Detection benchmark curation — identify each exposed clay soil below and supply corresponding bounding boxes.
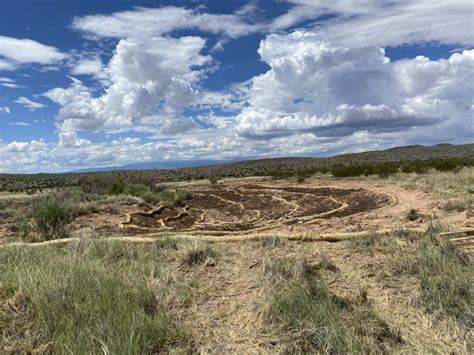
[123,184,392,233]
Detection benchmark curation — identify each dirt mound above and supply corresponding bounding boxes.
[124,185,392,233]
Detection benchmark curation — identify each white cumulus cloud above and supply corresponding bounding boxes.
[45,36,210,133]
[236,31,474,143]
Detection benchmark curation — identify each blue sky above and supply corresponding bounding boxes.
[0,0,473,173]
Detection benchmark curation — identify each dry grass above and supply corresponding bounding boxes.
[262,256,402,353]
[1,229,471,353]
[389,234,473,325]
[378,167,474,211]
[0,239,195,353]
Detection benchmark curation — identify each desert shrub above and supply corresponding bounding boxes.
[125,183,149,197]
[0,201,15,222]
[14,218,33,242]
[434,159,462,172]
[109,177,126,195]
[32,195,77,240]
[78,175,112,194]
[331,165,368,178]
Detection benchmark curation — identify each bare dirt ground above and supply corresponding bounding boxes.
[1,176,470,243]
[70,176,472,238]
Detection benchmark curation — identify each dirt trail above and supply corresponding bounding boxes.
[183,244,276,353]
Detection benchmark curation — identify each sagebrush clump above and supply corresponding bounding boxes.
[32,194,77,240]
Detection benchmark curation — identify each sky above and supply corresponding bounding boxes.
[0,0,473,173]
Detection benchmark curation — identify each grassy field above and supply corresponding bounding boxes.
[1,228,472,353]
[370,167,474,212]
[1,167,473,353]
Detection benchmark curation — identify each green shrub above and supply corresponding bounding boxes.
[141,191,162,204]
[141,189,192,207]
[174,190,192,207]
[109,177,126,195]
[158,190,177,206]
[32,195,77,240]
[125,183,149,197]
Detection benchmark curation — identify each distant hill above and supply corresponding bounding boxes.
[71,143,474,174]
[70,159,242,173]
[1,143,473,191]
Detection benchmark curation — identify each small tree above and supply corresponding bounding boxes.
[109,177,126,195]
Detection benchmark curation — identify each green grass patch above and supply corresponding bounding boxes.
[0,240,194,353]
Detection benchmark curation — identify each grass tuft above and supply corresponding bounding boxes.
[181,241,217,266]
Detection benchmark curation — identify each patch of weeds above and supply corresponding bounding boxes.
[442,198,471,212]
[349,232,379,252]
[77,201,99,215]
[262,257,316,281]
[316,254,338,272]
[152,236,180,251]
[392,227,421,243]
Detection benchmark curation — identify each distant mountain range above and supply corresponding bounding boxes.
[70,159,244,173]
[69,143,473,174]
